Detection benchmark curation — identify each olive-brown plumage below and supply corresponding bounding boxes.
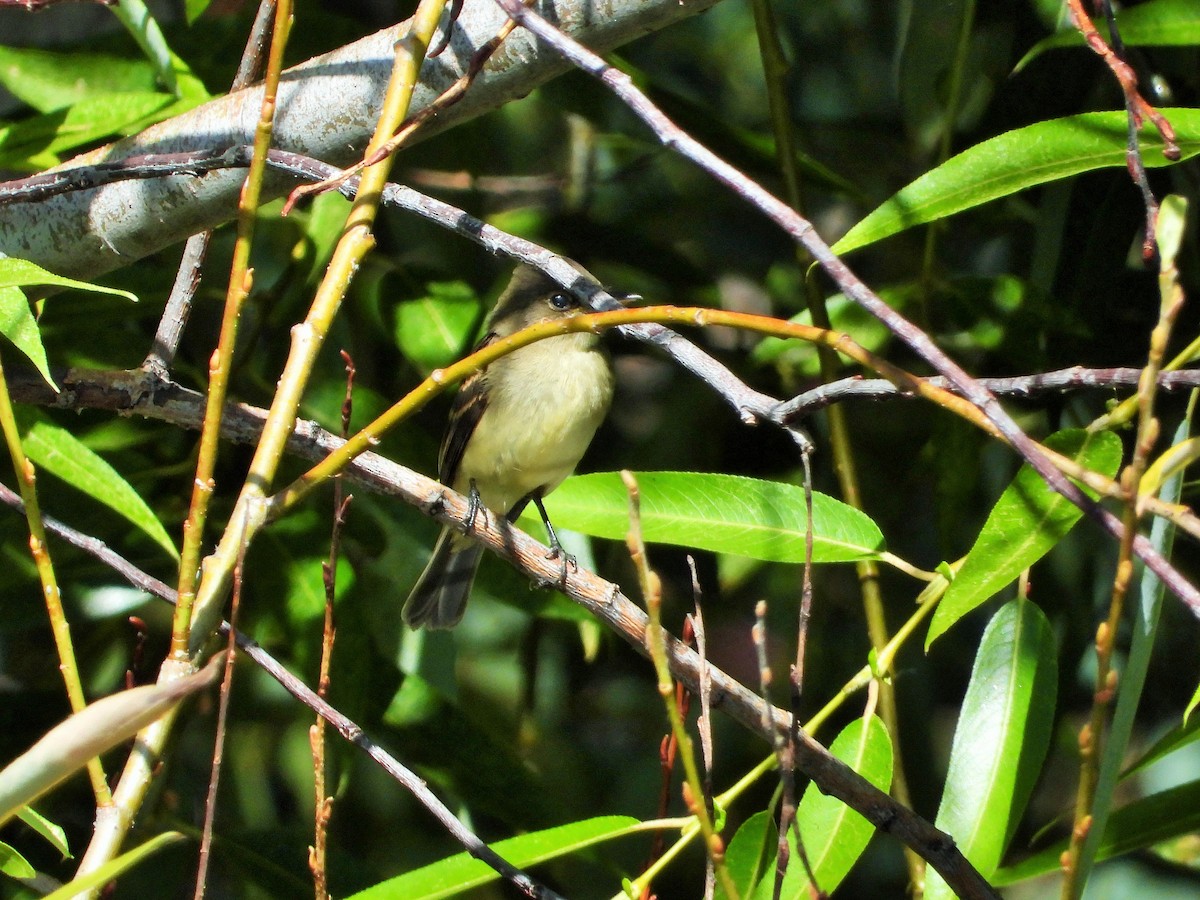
[403,264,618,629]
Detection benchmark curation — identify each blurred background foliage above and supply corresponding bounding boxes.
[2,0,1200,897]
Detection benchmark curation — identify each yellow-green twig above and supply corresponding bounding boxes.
[0,354,110,806]
[623,471,738,900]
[171,0,294,659]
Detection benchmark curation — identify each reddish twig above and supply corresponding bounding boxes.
[1064,0,1179,259]
[310,351,355,900]
[193,531,247,900]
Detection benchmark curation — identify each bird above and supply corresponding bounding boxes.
[402,262,631,629]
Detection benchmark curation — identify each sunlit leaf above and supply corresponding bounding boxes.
[1016,0,1200,72]
[0,93,174,170]
[715,811,775,900]
[751,716,893,898]
[0,840,35,878]
[928,429,1122,645]
[0,658,222,825]
[41,832,183,900]
[926,600,1057,899]
[0,286,55,388]
[17,806,70,859]
[540,472,885,563]
[0,258,138,302]
[832,110,1200,256]
[21,415,179,560]
[345,816,643,899]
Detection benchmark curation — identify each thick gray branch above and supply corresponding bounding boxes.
[0,0,723,280]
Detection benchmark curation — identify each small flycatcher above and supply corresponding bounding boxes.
[403,263,628,629]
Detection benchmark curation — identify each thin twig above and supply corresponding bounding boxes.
[687,558,716,900]
[1064,0,1178,258]
[169,0,293,661]
[1061,198,1187,899]
[624,472,738,900]
[0,355,110,807]
[193,511,249,900]
[310,351,354,900]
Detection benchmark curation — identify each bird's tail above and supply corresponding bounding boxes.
[402,528,484,629]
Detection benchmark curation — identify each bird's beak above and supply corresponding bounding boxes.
[614,291,643,307]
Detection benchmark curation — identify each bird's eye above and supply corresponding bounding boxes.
[548,292,575,311]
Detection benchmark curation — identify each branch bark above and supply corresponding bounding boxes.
[0,0,725,281]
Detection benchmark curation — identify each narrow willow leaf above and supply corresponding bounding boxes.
[751,715,893,898]
[1075,410,1190,888]
[715,810,775,900]
[928,429,1122,645]
[1015,0,1200,72]
[17,806,70,859]
[0,840,35,878]
[1126,716,1200,780]
[0,47,160,112]
[543,472,885,563]
[345,816,642,899]
[106,0,179,96]
[21,416,179,560]
[0,93,173,169]
[40,832,183,900]
[926,600,1057,899]
[0,258,138,302]
[0,658,221,825]
[831,110,1200,257]
[395,281,482,372]
[0,285,55,388]
[993,779,1200,885]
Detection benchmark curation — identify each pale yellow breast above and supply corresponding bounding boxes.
[455,333,614,514]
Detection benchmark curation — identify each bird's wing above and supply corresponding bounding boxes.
[437,331,496,486]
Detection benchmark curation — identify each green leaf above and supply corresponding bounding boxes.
[21,415,178,560]
[0,286,55,389]
[0,47,160,113]
[0,258,138,302]
[344,816,643,899]
[17,806,70,859]
[106,0,178,96]
[832,109,1200,257]
[1016,0,1200,72]
[40,832,184,900]
[1123,715,1200,782]
[751,287,908,375]
[395,281,482,372]
[0,659,221,825]
[0,840,35,878]
[994,779,1200,885]
[715,811,775,900]
[925,600,1057,899]
[752,716,893,898]
[539,472,886,563]
[186,0,214,25]
[928,429,1122,645]
[1074,411,1191,887]
[0,93,173,170]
